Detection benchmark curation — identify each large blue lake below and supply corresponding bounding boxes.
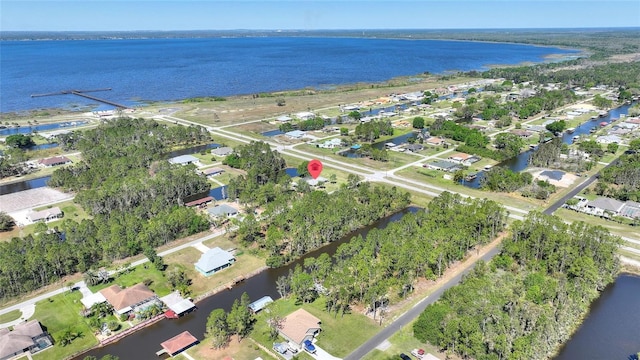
[0,37,579,112]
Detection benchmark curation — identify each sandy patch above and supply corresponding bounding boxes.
[567,104,596,111]
[532,170,578,188]
[0,187,73,213]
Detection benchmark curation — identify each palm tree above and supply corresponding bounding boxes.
[83,270,100,286]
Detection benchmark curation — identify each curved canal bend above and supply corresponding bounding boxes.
[78,207,420,360]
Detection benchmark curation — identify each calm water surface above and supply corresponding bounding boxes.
[553,274,640,360]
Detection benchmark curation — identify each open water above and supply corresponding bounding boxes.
[1,36,578,112]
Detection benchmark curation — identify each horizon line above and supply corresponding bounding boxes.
[3,26,640,33]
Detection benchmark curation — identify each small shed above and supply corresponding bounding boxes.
[248,296,273,313]
[157,331,198,357]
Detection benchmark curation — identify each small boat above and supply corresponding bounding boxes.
[599,110,608,117]
[566,128,575,134]
[465,173,477,181]
[599,121,608,127]
[573,135,580,140]
[589,127,597,133]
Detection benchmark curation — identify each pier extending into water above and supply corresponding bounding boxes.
[30,88,129,109]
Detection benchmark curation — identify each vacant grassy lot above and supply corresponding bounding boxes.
[31,292,98,360]
[361,321,444,360]
[88,264,172,297]
[555,208,638,240]
[188,335,275,360]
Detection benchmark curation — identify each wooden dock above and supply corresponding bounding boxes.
[70,90,129,109]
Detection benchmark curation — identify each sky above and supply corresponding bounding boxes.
[1,0,639,31]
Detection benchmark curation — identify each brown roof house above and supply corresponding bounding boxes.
[38,155,71,167]
[100,283,159,316]
[279,309,321,350]
[0,320,52,360]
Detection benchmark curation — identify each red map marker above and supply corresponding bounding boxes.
[307,159,323,179]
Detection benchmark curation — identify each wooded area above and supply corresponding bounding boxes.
[413,212,620,360]
[278,193,506,318]
[0,118,211,301]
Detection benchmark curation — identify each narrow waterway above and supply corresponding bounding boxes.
[0,176,51,195]
[78,207,419,360]
[553,273,640,360]
[461,101,638,189]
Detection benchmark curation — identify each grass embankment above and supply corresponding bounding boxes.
[31,292,98,360]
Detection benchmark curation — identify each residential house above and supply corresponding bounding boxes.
[278,309,322,350]
[285,130,305,139]
[585,197,625,217]
[425,137,445,146]
[448,153,480,166]
[194,247,235,276]
[207,204,239,219]
[510,129,534,138]
[26,207,62,223]
[317,138,343,149]
[0,320,52,360]
[168,155,200,166]
[295,111,316,121]
[100,283,158,315]
[424,160,462,172]
[404,144,424,152]
[595,135,622,144]
[160,291,196,318]
[211,147,233,157]
[38,155,71,167]
[276,115,292,122]
[202,167,224,177]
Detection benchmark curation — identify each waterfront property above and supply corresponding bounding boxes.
[248,296,274,314]
[168,154,200,166]
[425,137,445,146]
[404,144,424,152]
[157,331,198,357]
[211,146,233,157]
[285,130,306,139]
[38,155,71,167]
[448,152,480,166]
[26,206,63,223]
[100,283,159,316]
[159,291,196,318]
[279,309,322,351]
[565,196,640,220]
[184,196,214,208]
[424,160,463,172]
[0,320,52,360]
[194,247,235,276]
[316,138,343,149]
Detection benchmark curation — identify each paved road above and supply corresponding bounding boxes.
[344,245,502,360]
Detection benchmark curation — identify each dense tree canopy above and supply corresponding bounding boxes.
[414,212,620,360]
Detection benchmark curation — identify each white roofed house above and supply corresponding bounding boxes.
[195,247,235,276]
[168,154,200,166]
[585,197,625,217]
[276,115,292,122]
[295,111,316,121]
[26,206,63,223]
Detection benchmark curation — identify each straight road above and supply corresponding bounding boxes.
[344,244,502,360]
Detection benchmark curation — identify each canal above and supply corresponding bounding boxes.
[79,207,420,360]
[461,101,638,189]
[0,120,89,136]
[553,273,640,360]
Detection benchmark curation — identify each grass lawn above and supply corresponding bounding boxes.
[87,264,172,297]
[187,335,275,360]
[163,245,266,299]
[296,143,417,171]
[31,292,98,360]
[395,166,542,213]
[34,200,91,222]
[0,309,22,323]
[251,296,380,359]
[555,208,638,240]
[361,321,444,360]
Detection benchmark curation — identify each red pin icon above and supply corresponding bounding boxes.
[307,159,323,179]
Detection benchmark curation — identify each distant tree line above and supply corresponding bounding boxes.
[598,153,640,201]
[413,212,620,360]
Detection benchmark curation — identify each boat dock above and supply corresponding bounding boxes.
[30,88,129,109]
